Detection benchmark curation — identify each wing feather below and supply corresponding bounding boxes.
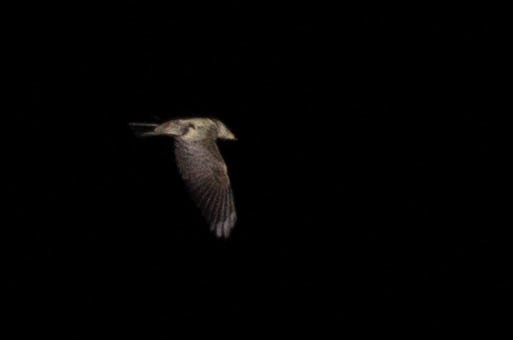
[174,139,237,238]
[221,189,232,237]
[214,187,229,237]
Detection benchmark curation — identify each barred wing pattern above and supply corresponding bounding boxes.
[174,139,237,238]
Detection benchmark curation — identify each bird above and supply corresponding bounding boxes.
[129,117,238,238]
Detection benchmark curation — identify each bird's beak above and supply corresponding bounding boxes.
[155,121,186,136]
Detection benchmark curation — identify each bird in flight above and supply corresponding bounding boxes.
[130,118,238,238]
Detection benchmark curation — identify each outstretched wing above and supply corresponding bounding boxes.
[173,139,237,238]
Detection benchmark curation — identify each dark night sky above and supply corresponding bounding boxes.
[3,2,511,338]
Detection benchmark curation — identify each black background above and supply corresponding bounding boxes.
[4,2,511,338]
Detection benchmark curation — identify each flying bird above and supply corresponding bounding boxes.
[130,118,238,238]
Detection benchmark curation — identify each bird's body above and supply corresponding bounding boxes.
[130,118,237,238]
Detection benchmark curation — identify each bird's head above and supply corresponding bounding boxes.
[155,118,237,141]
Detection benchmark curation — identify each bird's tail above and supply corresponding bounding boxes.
[129,122,160,138]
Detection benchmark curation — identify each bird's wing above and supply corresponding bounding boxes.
[173,139,237,238]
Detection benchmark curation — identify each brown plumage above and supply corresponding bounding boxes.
[130,118,237,238]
